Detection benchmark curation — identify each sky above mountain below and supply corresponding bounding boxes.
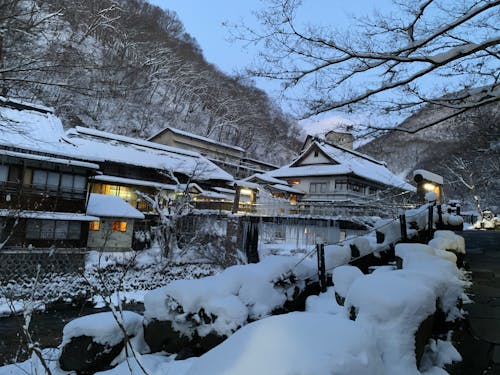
[148,0,395,132]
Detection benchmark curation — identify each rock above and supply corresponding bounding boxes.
[59,335,124,374]
[143,319,227,359]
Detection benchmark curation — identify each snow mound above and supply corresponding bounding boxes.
[185,312,384,375]
[430,231,465,254]
[144,256,315,338]
[61,311,143,347]
[324,244,351,269]
[332,265,363,298]
[305,287,343,314]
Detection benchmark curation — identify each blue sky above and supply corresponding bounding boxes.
[149,1,392,89]
[148,1,395,128]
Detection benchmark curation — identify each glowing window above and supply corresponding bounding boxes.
[112,221,127,232]
[89,221,100,231]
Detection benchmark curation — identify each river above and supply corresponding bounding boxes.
[0,303,144,366]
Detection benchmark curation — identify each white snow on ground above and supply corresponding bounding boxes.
[332,265,364,298]
[430,230,466,254]
[185,312,385,375]
[1,235,467,375]
[62,311,143,347]
[305,287,343,314]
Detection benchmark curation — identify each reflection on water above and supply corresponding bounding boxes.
[0,303,144,366]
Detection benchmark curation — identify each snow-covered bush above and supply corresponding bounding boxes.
[143,256,316,340]
[332,265,364,301]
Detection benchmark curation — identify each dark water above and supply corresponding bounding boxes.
[0,303,144,366]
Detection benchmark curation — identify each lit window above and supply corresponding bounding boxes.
[287,180,301,185]
[112,221,127,232]
[89,221,100,231]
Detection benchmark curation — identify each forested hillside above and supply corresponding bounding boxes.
[0,0,301,165]
[359,104,500,213]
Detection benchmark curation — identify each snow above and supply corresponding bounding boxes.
[269,183,305,194]
[305,287,343,314]
[185,312,384,375]
[346,270,437,375]
[65,127,234,181]
[0,148,99,169]
[87,194,145,219]
[149,126,245,152]
[425,191,438,202]
[265,140,415,191]
[61,311,143,347]
[429,230,465,254]
[413,169,444,185]
[324,244,351,270]
[0,209,99,221]
[143,256,315,338]
[244,172,286,185]
[0,105,74,154]
[332,265,363,298]
[91,175,180,191]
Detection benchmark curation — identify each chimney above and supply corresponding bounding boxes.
[325,130,354,150]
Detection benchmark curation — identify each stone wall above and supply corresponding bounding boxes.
[0,249,86,280]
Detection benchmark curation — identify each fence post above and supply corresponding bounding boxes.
[317,243,327,293]
[427,205,434,240]
[437,204,443,228]
[399,214,407,242]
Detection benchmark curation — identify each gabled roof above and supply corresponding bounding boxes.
[149,126,245,152]
[265,140,415,191]
[86,194,145,219]
[65,127,234,182]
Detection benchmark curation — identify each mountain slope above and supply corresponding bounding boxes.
[1,0,301,165]
[359,104,500,212]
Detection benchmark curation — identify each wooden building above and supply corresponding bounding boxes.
[148,127,278,179]
[0,98,99,250]
[260,138,415,203]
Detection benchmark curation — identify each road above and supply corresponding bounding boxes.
[449,230,500,375]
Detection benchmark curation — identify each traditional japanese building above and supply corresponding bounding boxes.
[0,98,99,250]
[261,138,415,204]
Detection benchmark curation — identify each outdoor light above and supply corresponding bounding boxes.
[423,183,436,191]
[240,188,252,195]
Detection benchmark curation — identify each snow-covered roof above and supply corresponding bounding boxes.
[232,180,261,190]
[86,194,145,219]
[266,140,415,191]
[149,126,245,152]
[245,173,285,185]
[65,127,234,182]
[198,190,233,200]
[0,100,95,164]
[269,184,306,195]
[0,209,99,221]
[0,149,99,169]
[413,169,444,185]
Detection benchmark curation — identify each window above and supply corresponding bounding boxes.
[61,174,87,193]
[112,221,127,232]
[25,220,81,240]
[68,222,81,240]
[0,165,8,182]
[32,170,48,187]
[335,180,348,191]
[55,221,69,239]
[313,150,319,157]
[310,182,328,194]
[287,180,301,185]
[89,221,100,231]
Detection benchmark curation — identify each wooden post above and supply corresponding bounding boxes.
[427,205,434,240]
[317,243,327,293]
[399,214,407,242]
[231,183,240,214]
[437,205,443,228]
